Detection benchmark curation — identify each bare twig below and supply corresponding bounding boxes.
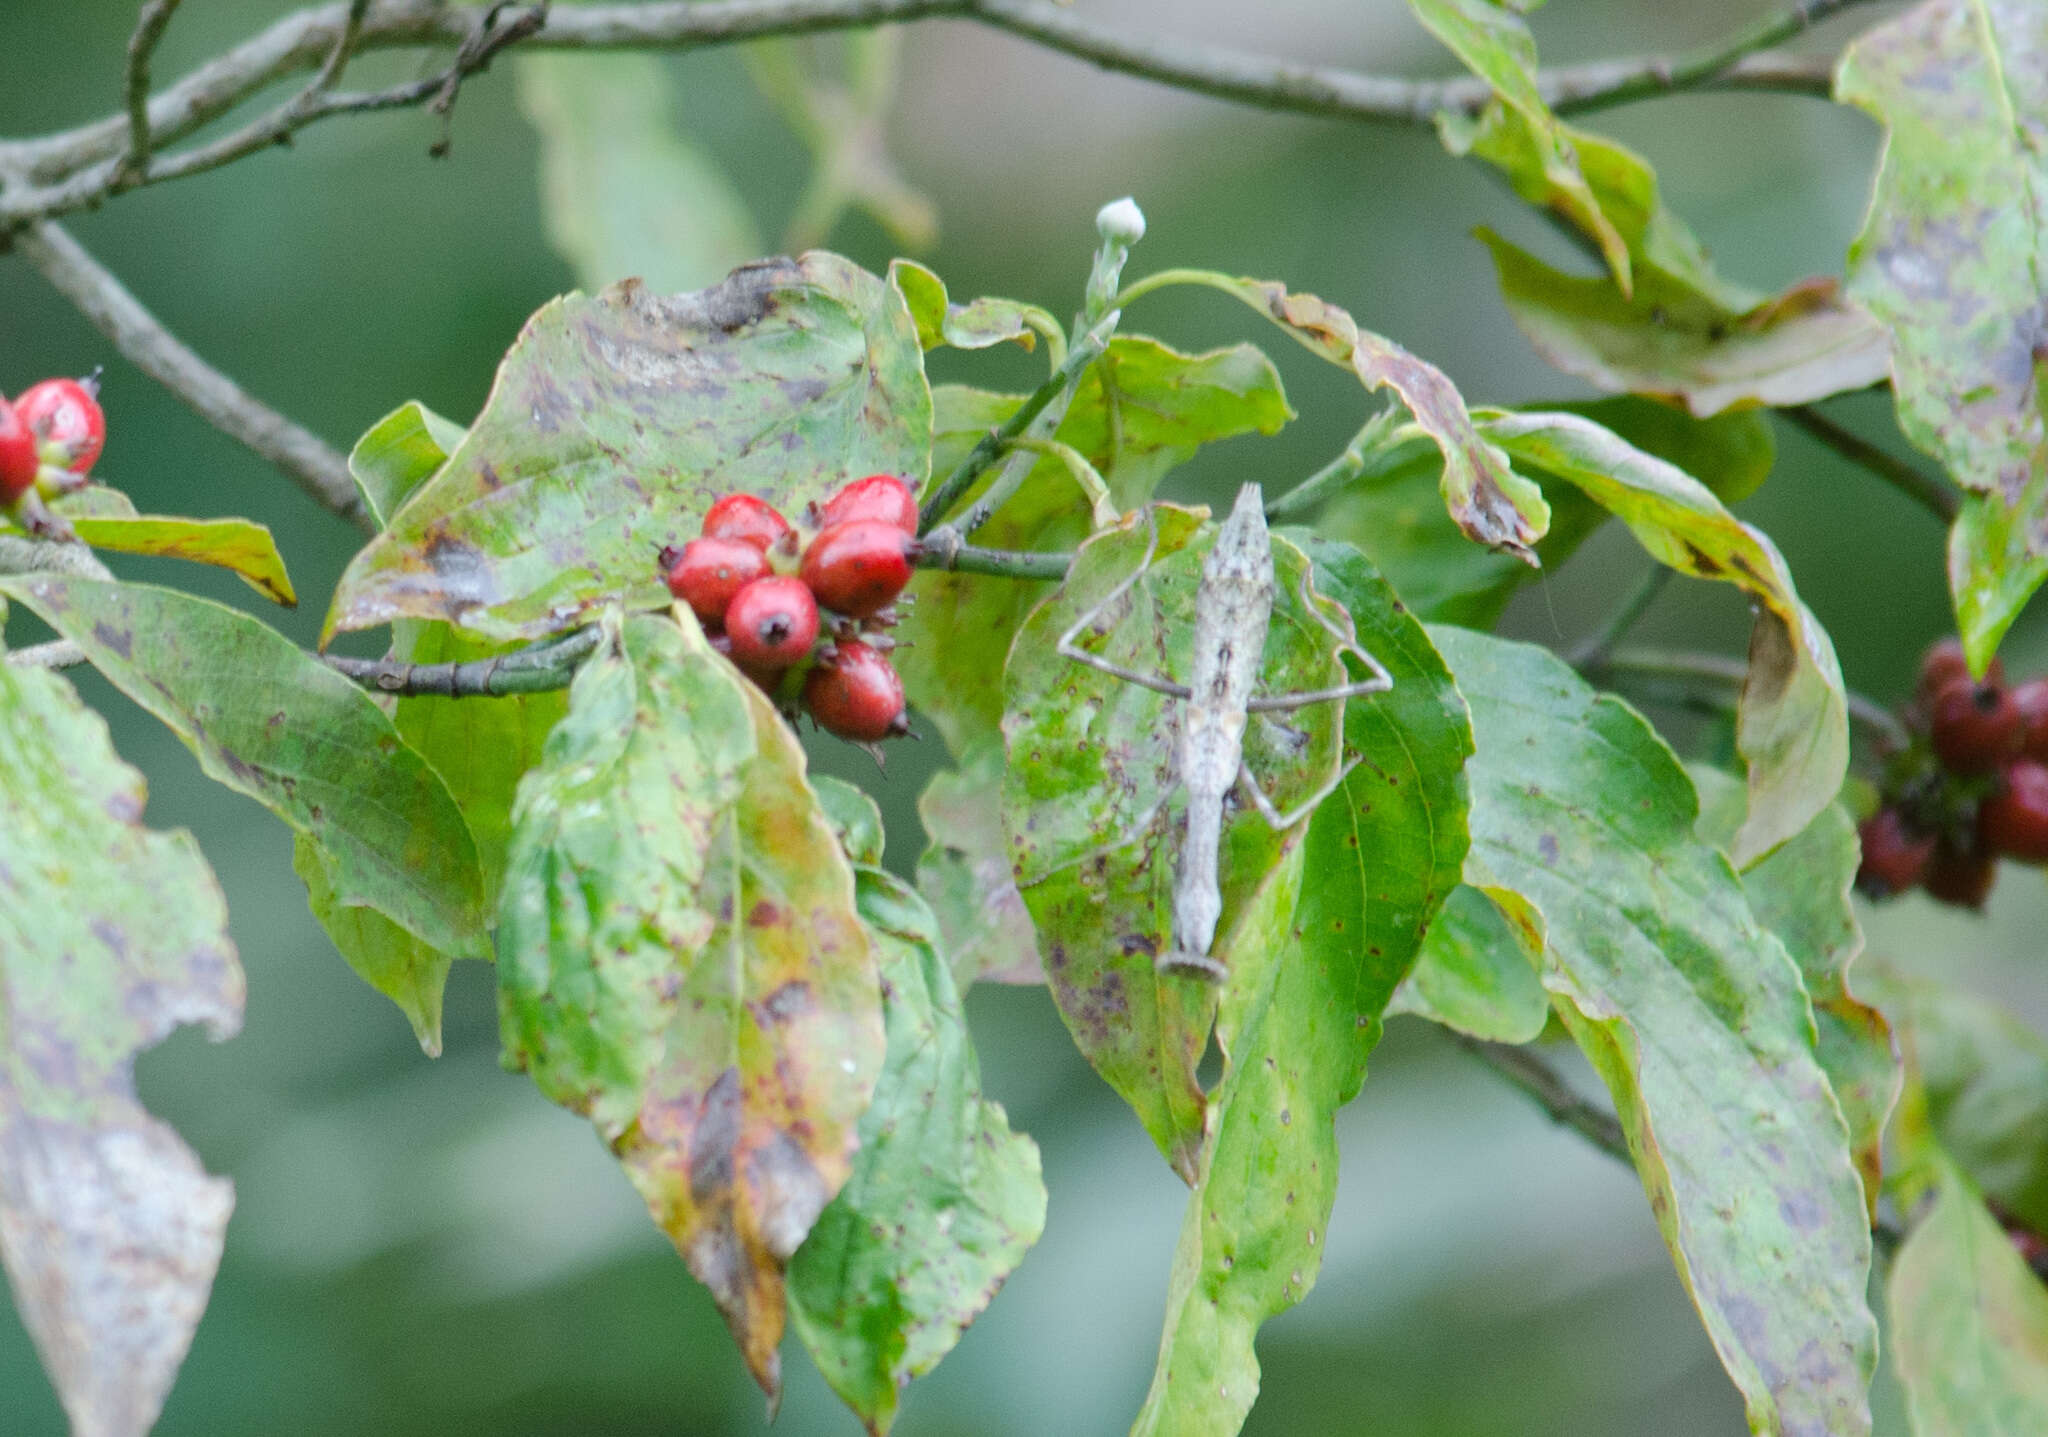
[117,0,186,185]
[10,221,369,530]
[0,0,1846,226]
[1784,405,1960,525]
[1451,1034,1632,1164]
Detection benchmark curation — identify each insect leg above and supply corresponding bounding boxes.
[1056,508,1192,698]
[1236,755,1361,832]
[1246,569,1392,712]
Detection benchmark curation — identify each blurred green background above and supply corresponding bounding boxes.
[1,2,2033,1432]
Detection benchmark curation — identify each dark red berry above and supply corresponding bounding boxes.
[0,398,37,503]
[702,493,793,553]
[1923,840,1998,910]
[1918,636,2002,701]
[1856,808,1934,898]
[665,536,767,624]
[2013,678,2048,762]
[725,576,819,670]
[1931,681,2024,774]
[800,520,916,618]
[802,641,908,742]
[14,375,104,487]
[820,473,918,534]
[1980,760,2048,863]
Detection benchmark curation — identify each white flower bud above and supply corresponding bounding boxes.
[1095,197,1146,246]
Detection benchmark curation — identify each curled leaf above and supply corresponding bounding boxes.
[1480,408,1847,865]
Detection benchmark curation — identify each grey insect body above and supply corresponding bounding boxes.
[1058,484,1391,982]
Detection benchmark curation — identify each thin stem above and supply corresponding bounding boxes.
[1264,413,1433,523]
[916,534,1071,580]
[117,0,185,184]
[1451,1034,1631,1165]
[10,221,368,531]
[917,311,1115,534]
[324,624,603,696]
[1593,644,1912,751]
[1784,406,1959,525]
[1553,0,1882,118]
[1569,566,1671,669]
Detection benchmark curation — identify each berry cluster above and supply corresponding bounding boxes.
[663,475,917,744]
[0,374,105,511]
[1858,638,2048,908]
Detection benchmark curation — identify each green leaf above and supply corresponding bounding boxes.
[1865,970,2048,1234]
[789,870,1045,1435]
[1480,232,1890,417]
[888,259,1048,354]
[1408,0,1630,287]
[336,404,564,1054]
[813,775,886,868]
[1890,1155,2048,1432]
[67,515,297,607]
[0,575,489,1044]
[517,52,760,295]
[1132,538,1469,1434]
[915,742,1042,986]
[1692,768,1899,1208]
[1133,270,1549,559]
[1836,0,2048,670]
[1001,507,1350,1179]
[897,337,1288,758]
[498,612,883,1399]
[1430,624,1878,1437]
[0,662,242,1437]
[1388,883,1548,1042]
[1561,395,1777,506]
[348,400,468,528]
[1479,408,1847,866]
[326,254,931,643]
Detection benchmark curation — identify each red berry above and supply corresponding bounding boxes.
[14,375,104,486]
[800,520,916,618]
[0,398,37,503]
[2014,678,2048,762]
[820,473,918,534]
[665,537,767,625]
[1923,840,1998,910]
[1981,760,2048,863]
[803,642,908,742]
[1931,681,2023,774]
[1918,636,2001,700]
[1856,808,1934,898]
[724,576,819,670]
[702,493,793,553]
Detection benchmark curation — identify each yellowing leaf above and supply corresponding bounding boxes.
[1434,625,1878,1436]
[499,612,883,1400]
